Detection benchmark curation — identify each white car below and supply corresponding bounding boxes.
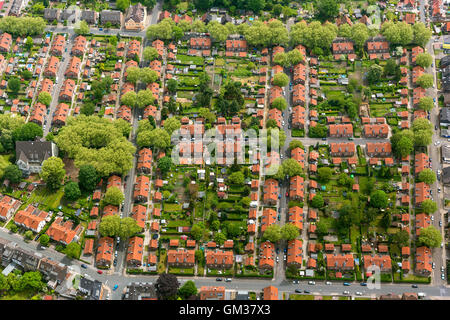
[343,291,350,295]
[276,256,279,263]
[355,292,362,296]
[325,281,332,285]
[308,281,315,285]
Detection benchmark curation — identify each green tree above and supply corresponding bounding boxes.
[37,91,52,106]
[65,242,81,259]
[190,222,207,241]
[99,215,121,237]
[157,156,172,174]
[24,230,33,240]
[416,74,434,89]
[413,22,432,47]
[315,0,339,21]
[13,122,43,141]
[418,226,442,248]
[74,20,90,35]
[421,199,438,214]
[228,171,245,185]
[3,165,22,184]
[19,271,45,291]
[78,164,98,192]
[281,223,300,241]
[281,159,303,177]
[391,130,414,158]
[64,181,81,201]
[143,47,159,62]
[418,169,436,185]
[207,20,229,43]
[21,69,32,80]
[163,117,181,135]
[140,68,159,84]
[271,96,287,111]
[103,186,124,206]
[116,0,131,12]
[317,167,333,182]
[119,217,142,238]
[382,21,413,46]
[167,79,178,93]
[40,157,65,190]
[370,190,388,209]
[418,96,434,111]
[137,128,171,149]
[311,194,324,208]
[367,64,383,84]
[316,220,328,238]
[39,234,50,247]
[391,230,409,247]
[384,59,397,76]
[178,280,197,299]
[136,89,155,108]
[214,232,227,246]
[263,224,282,243]
[121,91,137,107]
[7,76,20,93]
[415,52,433,68]
[272,72,289,87]
[287,49,304,65]
[289,140,304,150]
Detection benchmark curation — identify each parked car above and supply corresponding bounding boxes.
[303,290,310,294]
[286,191,289,197]
[225,278,232,282]
[216,278,222,281]
[355,292,362,296]
[81,264,87,269]
[276,256,279,263]
[113,284,118,291]
[308,281,315,285]
[343,291,350,295]
[295,289,302,293]
[441,266,445,272]
[325,281,332,285]
[441,273,446,280]
[343,282,351,286]
[360,282,367,286]
[97,270,103,274]
[412,284,418,288]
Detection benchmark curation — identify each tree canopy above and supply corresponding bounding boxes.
[54,116,135,177]
[40,157,66,190]
[418,225,442,248]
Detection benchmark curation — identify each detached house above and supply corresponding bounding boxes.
[16,140,58,175]
[124,3,147,31]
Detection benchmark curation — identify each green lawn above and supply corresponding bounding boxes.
[163,203,182,213]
